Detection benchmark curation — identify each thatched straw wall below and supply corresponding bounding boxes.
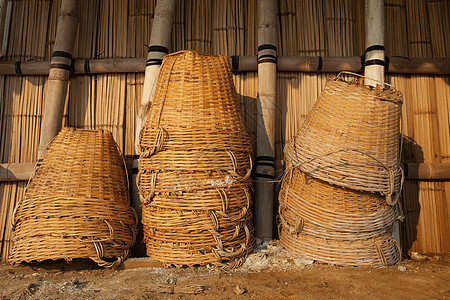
[1,0,449,261]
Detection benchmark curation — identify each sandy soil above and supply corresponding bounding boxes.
[1,243,449,300]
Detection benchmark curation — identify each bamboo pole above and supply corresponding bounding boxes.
[37,0,79,156]
[1,56,449,75]
[132,0,176,256]
[0,163,34,181]
[135,0,176,153]
[365,0,403,244]
[364,0,385,86]
[255,0,277,239]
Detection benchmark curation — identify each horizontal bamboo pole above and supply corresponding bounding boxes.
[0,163,35,181]
[1,162,450,182]
[2,162,450,182]
[38,0,79,156]
[1,57,448,75]
[404,163,450,180]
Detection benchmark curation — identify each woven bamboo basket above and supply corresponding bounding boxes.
[142,206,254,269]
[148,185,252,211]
[139,50,252,155]
[279,227,401,267]
[284,72,403,204]
[9,128,137,268]
[138,170,251,204]
[278,168,398,237]
[138,50,254,269]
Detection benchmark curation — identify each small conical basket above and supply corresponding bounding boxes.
[284,72,403,204]
[9,127,137,268]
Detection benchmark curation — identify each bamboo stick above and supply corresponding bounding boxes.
[0,163,34,181]
[255,0,277,239]
[1,56,448,75]
[37,0,79,156]
[135,0,176,154]
[364,0,385,86]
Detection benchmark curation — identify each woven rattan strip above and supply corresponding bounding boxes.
[278,169,398,236]
[9,127,137,268]
[280,227,401,267]
[284,73,403,204]
[138,50,254,269]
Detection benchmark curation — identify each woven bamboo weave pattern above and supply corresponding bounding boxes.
[284,73,403,203]
[138,50,254,268]
[9,128,137,268]
[280,228,401,267]
[139,50,251,155]
[278,169,398,236]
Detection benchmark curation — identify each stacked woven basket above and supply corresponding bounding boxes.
[279,73,403,266]
[9,128,137,268]
[138,50,254,269]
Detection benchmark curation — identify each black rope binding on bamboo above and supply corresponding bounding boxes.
[231,55,239,73]
[253,156,276,179]
[14,61,22,75]
[258,44,277,65]
[317,56,323,71]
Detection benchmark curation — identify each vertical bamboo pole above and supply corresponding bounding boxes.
[134,0,176,152]
[132,0,176,256]
[365,0,402,244]
[255,0,277,239]
[364,0,385,86]
[37,0,79,156]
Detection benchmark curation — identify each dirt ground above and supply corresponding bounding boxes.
[1,242,449,300]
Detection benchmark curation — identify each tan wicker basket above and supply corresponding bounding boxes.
[9,127,137,268]
[284,73,403,204]
[139,50,251,155]
[279,227,401,267]
[278,168,398,238]
[142,206,254,269]
[138,50,254,269]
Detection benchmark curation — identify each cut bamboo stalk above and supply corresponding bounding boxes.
[37,0,79,156]
[1,56,449,75]
[255,0,277,239]
[132,0,176,256]
[134,0,176,154]
[364,0,385,86]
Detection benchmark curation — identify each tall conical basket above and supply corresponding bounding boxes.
[9,127,137,268]
[284,72,403,204]
[138,50,254,269]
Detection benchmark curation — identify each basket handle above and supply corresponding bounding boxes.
[335,71,397,91]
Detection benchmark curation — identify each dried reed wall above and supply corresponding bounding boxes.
[1,0,449,261]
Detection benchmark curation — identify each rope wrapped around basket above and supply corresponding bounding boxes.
[9,127,137,268]
[284,72,403,204]
[138,50,254,269]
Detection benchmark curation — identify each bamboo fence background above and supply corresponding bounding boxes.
[0,0,448,261]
